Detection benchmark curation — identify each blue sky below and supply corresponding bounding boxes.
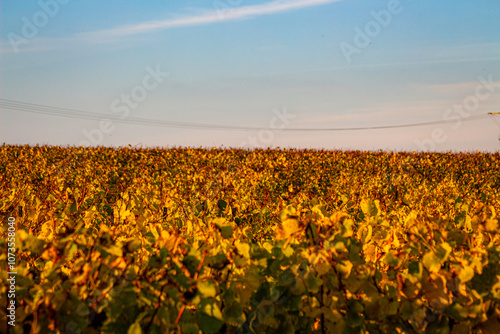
[1,0,499,151]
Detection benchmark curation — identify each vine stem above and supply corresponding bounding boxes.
[144,283,169,334]
[175,305,186,325]
[320,284,326,334]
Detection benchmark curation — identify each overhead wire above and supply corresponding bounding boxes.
[0,98,490,132]
[488,112,500,127]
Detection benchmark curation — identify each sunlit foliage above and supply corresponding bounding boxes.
[1,145,499,333]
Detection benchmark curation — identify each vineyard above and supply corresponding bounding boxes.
[1,145,500,334]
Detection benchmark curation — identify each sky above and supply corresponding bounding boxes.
[1,0,499,152]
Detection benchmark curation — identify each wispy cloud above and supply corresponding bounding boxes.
[0,37,75,55]
[418,80,500,95]
[78,0,342,41]
[2,0,342,53]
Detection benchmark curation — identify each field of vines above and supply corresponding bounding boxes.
[1,145,500,334]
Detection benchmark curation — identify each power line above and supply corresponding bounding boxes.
[0,98,490,132]
[0,98,253,131]
[489,112,500,127]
